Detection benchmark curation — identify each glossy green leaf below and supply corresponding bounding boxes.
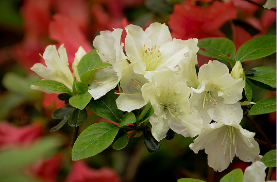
[89,90,123,123]
[136,102,152,121]
[249,97,276,115]
[198,38,236,66]
[29,80,71,94]
[144,130,160,153]
[178,179,205,182]
[220,168,243,182]
[69,92,92,110]
[74,81,87,94]
[244,79,252,102]
[67,109,87,127]
[80,70,94,86]
[261,149,276,167]
[249,79,276,91]
[72,122,119,160]
[50,113,71,132]
[236,35,276,62]
[77,50,111,77]
[139,106,155,126]
[118,112,136,127]
[247,67,276,87]
[113,134,129,150]
[58,93,72,101]
[52,105,74,119]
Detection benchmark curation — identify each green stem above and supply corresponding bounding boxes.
[266,167,273,180]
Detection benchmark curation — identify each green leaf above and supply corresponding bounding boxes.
[249,97,276,115]
[113,134,129,150]
[30,80,71,94]
[52,105,74,119]
[143,130,160,153]
[136,103,152,121]
[69,92,92,110]
[177,179,205,182]
[244,79,252,102]
[77,50,111,77]
[74,81,87,94]
[198,38,236,66]
[145,0,174,14]
[139,106,155,126]
[247,67,276,87]
[261,149,276,167]
[58,93,72,101]
[118,112,136,127]
[220,168,243,182]
[89,90,123,123]
[67,109,87,127]
[236,35,276,62]
[249,79,276,91]
[50,113,71,132]
[72,122,119,160]
[80,70,94,86]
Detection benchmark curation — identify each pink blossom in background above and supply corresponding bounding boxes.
[42,93,65,110]
[29,154,63,182]
[0,122,43,148]
[168,1,237,40]
[64,161,121,182]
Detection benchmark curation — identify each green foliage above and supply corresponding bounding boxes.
[249,79,276,91]
[29,80,71,94]
[58,93,72,101]
[69,92,92,110]
[118,112,136,127]
[139,105,155,126]
[236,35,276,62]
[143,130,161,153]
[244,79,253,102]
[77,50,111,85]
[261,149,276,167]
[113,134,129,150]
[72,122,119,161]
[177,179,205,182]
[50,114,71,132]
[220,168,243,182]
[136,102,152,121]
[249,97,276,115]
[74,81,87,94]
[247,67,276,88]
[89,90,123,123]
[198,38,236,66]
[52,105,75,119]
[67,109,87,127]
[145,0,174,14]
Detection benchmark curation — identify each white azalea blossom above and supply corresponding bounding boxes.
[189,120,261,172]
[89,29,128,100]
[142,70,203,141]
[31,44,74,91]
[190,60,245,124]
[116,63,149,112]
[243,161,267,182]
[125,22,192,80]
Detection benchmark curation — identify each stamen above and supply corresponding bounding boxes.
[95,80,103,85]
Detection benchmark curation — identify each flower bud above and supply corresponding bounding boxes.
[231,61,244,80]
[72,46,86,82]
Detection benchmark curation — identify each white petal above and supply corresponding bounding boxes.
[243,161,267,182]
[145,22,172,46]
[72,46,86,82]
[149,114,169,142]
[198,60,229,83]
[58,44,68,66]
[116,94,147,112]
[88,67,120,100]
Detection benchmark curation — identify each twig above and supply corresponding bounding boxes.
[266,167,273,180]
[122,139,145,182]
[254,138,276,149]
[246,116,273,149]
[207,167,214,182]
[244,0,276,11]
[71,126,79,147]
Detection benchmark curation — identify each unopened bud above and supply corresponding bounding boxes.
[231,61,244,80]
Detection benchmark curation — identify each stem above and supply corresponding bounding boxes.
[244,0,276,11]
[266,167,273,180]
[207,167,214,182]
[254,138,276,149]
[71,126,79,147]
[246,116,273,149]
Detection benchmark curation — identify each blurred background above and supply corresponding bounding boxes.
[0,0,275,181]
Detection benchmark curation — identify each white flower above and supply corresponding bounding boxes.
[243,161,267,182]
[190,60,245,124]
[189,121,261,172]
[116,63,149,112]
[142,70,203,141]
[31,44,74,91]
[125,22,192,79]
[89,29,128,100]
[72,46,86,82]
[263,0,276,9]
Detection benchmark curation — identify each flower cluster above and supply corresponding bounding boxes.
[30,22,261,172]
